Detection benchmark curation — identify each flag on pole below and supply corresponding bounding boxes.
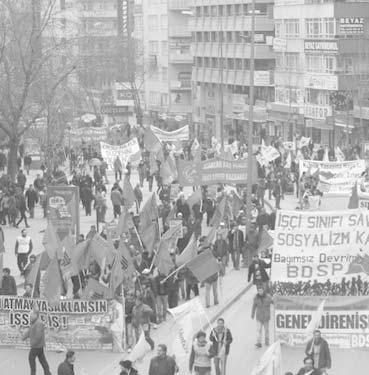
[117,207,135,235]
[160,160,174,185]
[154,232,177,276]
[210,196,227,228]
[176,234,197,266]
[0,253,3,289]
[88,234,110,269]
[140,221,159,252]
[186,249,219,283]
[42,221,62,259]
[70,239,90,274]
[305,300,325,339]
[139,193,158,230]
[122,177,136,209]
[251,341,282,375]
[60,234,77,281]
[144,126,161,152]
[348,181,359,209]
[231,192,243,217]
[127,331,151,363]
[335,146,345,161]
[43,255,64,307]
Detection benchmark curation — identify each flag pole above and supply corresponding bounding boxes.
[133,225,143,248]
[160,261,188,284]
[121,284,127,351]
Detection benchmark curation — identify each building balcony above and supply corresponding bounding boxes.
[192,67,274,86]
[168,0,191,11]
[168,26,191,38]
[170,80,192,90]
[191,15,274,33]
[169,52,193,64]
[194,42,273,60]
[170,103,192,114]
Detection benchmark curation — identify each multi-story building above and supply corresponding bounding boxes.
[190,0,275,145]
[142,0,192,126]
[270,0,369,147]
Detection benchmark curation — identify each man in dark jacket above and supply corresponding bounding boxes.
[120,360,138,375]
[248,255,271,290]
[25,184,38,219]
[251,287,273,348]
[296,357,322,375]
[0,268,17,295]
[16,192,29,228]
[22,310,51,375]
[229,224,244,270]
[149,344,177,375]
[209,318,233,375]
[305,330,331,372]
[57,350,75,375]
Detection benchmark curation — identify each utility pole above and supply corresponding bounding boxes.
[220,22,224,149]
[246,0,256,226]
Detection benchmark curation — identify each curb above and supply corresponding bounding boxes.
[204,280,253,330]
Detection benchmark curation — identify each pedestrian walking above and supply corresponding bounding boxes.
[111,184,124,219]
[0,268,17,295]
[251,286,273,348]
[16,192,30,228]
[132,295,155,350]
[22,310,51,375]
[22,254,41,297]
[134,183,143,213]
[296,357,322,375]
[15,228,33,272]
[305,330,331,372]
[114,156,123,181]
[119,360,138,375]
[204,272,219,308]
[149,344,178,375]
[189,331,214,375]
[248,254,271,290]
[57,350,75,375]
[17,169,27,191]
[24,154,32,175]
[209,318,233,375]
[25,184,38,219]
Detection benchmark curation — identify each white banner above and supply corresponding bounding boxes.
[151,125,189,142]
[100,138,140,169]
[261,145,280,162]
[297,136,310,149]
[271,209,369,286]
[299,159,366,195]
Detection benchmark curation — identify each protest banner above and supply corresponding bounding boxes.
[70,127,107,144]
[100,138,140,169]
[297,136,311,149]
[170,220,183,239]
[299,159,365,194]
[106,220,119,241]
[47,186,79,240]
[0,296,124,351]
[261,145,280,162]
[177,156,257,186]
[271,209,369,292]
[151,125,189,142]
[274,295,369,350]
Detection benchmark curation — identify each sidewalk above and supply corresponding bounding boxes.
[100,266,252,375]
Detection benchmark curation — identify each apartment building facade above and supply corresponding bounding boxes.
[190,0,275,145]
[142,0,192,126]
[270,0,369,147]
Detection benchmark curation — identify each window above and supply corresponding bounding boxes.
[305,18,336,39]
[148,41,158,54]
[275,86,301,105]
[196,7,201,17]
[196,57,203,67]
[236,58,243,70]
[285,53,299,72]
[211,58,218,68]
[204,57,210,68]
[218,5,224,16]
[306,89,330,105]
[162,93,168,106]
[226,5,232,16]
[203,6,209,16]
[275,20,283,38]
[226,31,233,43]
[211,32,217,42]
[161,41,168,55]
[228,58,234,70]
[148,15,158,30]
[275,53,284,69]
[285,19,299,38]
[339,57,353,73]
[204,32,210,42]
[211,6,217,16]
[306,55,336,73]
[196,32,202,42]
[160,15,167,29]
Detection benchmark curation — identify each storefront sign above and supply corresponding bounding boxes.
[47,186,80,240]
[177,157,257,186]
[271,209,369,285]
[0,296,124,351]
[304,40,338,52]
[275,296,369,349]
[100,138,141,169]
[304,104,332,120]
[304,74,338,91]
[339,17,364,35]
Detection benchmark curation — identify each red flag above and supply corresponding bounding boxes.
[110,241,135,293]
[42,221,62,259]
[176,234,197,266]
[60,234,76,280]
[122,177,136,209]
[154,238,175,276]
[88,234,110,269]
[348,181,359,209]
[144,126,162,152]
[71,239,90,273]
[231,192,243,216]
[139,193,158,230]
[186,249,219,283]
[0,253,3,289]
[117,207,135,235]
[165,204,177,226]
[43,255,64,307]
[210,196,227,228]
[140,222,159,252]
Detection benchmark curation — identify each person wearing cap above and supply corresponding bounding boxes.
[120,359,138,375]
[57,350,75,375]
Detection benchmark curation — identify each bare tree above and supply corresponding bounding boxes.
[0,0,76,180]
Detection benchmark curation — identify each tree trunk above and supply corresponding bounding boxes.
[8,137,19,182]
